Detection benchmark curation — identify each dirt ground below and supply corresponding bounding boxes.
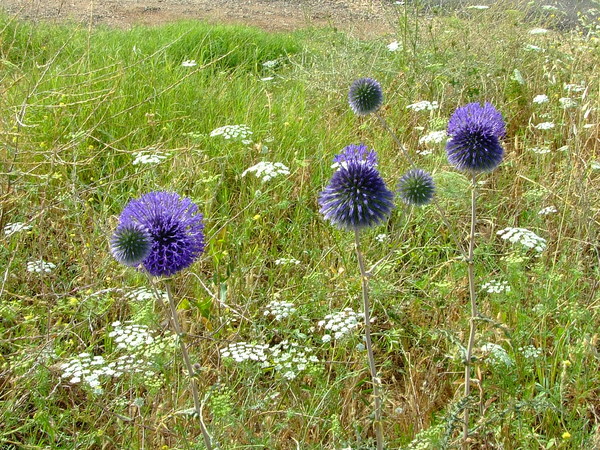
[1,0,397,36]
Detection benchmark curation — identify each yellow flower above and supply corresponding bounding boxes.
[562,431,571,439]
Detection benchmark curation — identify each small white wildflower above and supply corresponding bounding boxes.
[559,97,578,109]
[319,308,362,340]
[27,259,56,274]
[466,5,489,10]
[538,206,557,215]
[519,344,543,360]
[322,334,332,343]
[264,300,296,321]
[532,94,549,104]
[387,41,400,52]
[497,227,547,252]
[375,233,388,243]
[132,151,169,165]
[529,28,548,35]
[4,222,32,237]
[406,100,439,112]
[274,257,300,266]
[564,83,585,93]
[262,60,279,69]
[109,322,154,350]
[242,161,290,183]
[220,342,270,363]
[481,279,511,294]
[181,60,197,67]
[524,44,544,52]
[419,130,447,145]
[534,122,555,130]
[210,124,253,141]
[481,343,513,366]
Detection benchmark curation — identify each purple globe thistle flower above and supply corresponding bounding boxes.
[333,143,378,168]
[111,222,152,267]
[397,169,435,206]
[116,191,205,277]
[445,102,506,172]
[348,78,383,116]
[319,147,394,230]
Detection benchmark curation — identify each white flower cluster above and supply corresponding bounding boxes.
[529,147,551,154]
[27,259,56,273]
[375,233,388,243]
[210,124,253,141]
[109,321,154,350]
[524,44,544,52]
[125,287,167,302]
[4,222,32,237]
[61,353,109,389]
[564,83,585,93]
[264,300,296,321]
[519,344,543,360]
[497,227,547,252]
[538,206,557,215]
[387,41,400,52]
[406,100,439,112]
[559,97,578,109]
[181,59,197,67]
[534,122,555,130]
[481,343,513,366]
[132,151,169,165]
[481,279,511,294]
[419,130,447,145]
[220,340,319,380]
[318,308,362,342]
[532,94,549,104]
[242,161,290,182]
[262,59,279,69]
[220,342,270,363]
[270,341,318,380]
[274,257,300,266]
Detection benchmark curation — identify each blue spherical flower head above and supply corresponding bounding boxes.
[118,191,205,277]
[333,143,378,168]
[348,78,383,116]
[111,222,152,267]
[319,147,394,230]
[397,169,435,206]
[446,102,506,172]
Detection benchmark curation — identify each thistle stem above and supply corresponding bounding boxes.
[165,282,214,450]
[463,174,479,446]
[354,229,384,450]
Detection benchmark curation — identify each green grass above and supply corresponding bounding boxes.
[1,2,599,448]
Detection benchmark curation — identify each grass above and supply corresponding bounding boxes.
[1,1,599,448]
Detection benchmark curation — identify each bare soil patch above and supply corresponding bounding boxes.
[2,0,395,36]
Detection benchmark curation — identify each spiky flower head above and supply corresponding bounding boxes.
[348,78,383,116]
[111,222,152,267]
[445,102,505,172]
[319,145,394,230]
[115,191,205,277]
[333,143,378,168]
[397,169,435,206]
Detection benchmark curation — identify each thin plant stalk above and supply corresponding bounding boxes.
[165,281,214,450]
[463,173,479,445]
[354,229,384,450]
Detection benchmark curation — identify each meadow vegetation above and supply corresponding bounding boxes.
[1,1,599,448]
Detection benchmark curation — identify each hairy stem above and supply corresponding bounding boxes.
[165,282,214,450]
[354,229,384,450]
[463,174,479,446]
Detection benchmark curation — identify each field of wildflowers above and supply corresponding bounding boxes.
[1,1,599,448]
